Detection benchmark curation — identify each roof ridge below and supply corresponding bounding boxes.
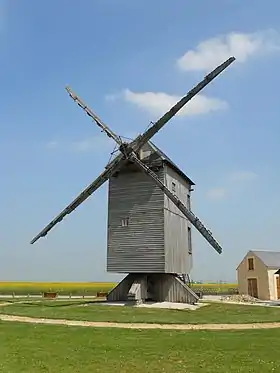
[252,249,280,253]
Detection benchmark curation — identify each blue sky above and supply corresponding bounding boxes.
[1,0,280,283]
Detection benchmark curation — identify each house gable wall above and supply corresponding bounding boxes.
[237,252,270,300]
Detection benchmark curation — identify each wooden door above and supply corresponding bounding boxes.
[247,278,258,298]
[277,276,280,299]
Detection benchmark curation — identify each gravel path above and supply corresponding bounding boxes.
[1,314,280,330]
[0,301,29,307]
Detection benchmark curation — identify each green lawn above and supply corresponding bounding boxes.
[0,322,279,372]
[2,300,280,324]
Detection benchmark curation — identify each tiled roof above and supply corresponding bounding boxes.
[251,250,280,268]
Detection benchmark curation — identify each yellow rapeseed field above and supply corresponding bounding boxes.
[0,282,117,295]
[192,283,237,288]
[0,281,238,295]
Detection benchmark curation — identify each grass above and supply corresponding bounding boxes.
[1,322,280,372]
[2,301,280,324]
[0,281,238,296]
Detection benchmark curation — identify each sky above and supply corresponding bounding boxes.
[1,0,280,283]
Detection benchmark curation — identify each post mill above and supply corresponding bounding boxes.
[31,57,235,304]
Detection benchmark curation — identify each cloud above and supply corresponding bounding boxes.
[46,130,140,153]
[121,89,228,117]
[105,93,121,102]
[206,170,258,201]
[46,135,115,153]
[177,30,280,72]
[227,171,258,182]
[206,187,227,201]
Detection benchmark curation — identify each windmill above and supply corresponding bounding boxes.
[31,57,235,304]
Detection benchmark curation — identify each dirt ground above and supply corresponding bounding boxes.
[1,313,280,331]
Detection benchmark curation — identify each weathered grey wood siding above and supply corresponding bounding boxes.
[107,142,193,275]
[107,164,165,273]
[150,274,198,303]
[163,164,193,274]
[107,273,199,303]
[107,274,137,301]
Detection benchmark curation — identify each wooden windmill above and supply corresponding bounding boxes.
[31,57,235,304]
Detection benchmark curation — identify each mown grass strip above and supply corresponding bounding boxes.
[2,301,280,325]
[0,322,280,372]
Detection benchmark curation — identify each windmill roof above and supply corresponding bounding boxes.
[250,250,280,268]
[148,141,195,185]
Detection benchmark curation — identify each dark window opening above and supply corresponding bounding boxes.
[187,194,191,210]
[121,217,129,227]
[188,227,192,254]
[248,258,254,270]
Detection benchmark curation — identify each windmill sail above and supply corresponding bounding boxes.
[104,57,235,174]
[129,153,223,254]
[132,57,235,153]
[30,57,235,247]
[30,154,126,244]
[65,87,123,146]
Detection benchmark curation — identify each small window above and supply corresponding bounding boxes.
[188,227,192,254]
[187,194,191,210]
[172,182,176,193]
[248,258,254,270]
[121,217,129,227]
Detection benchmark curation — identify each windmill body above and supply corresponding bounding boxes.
[30,57,236,305]
[106,142,198,303]
[107,141,194,275]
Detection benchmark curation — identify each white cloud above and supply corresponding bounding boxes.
[177,30,280,72]
[104,93,121,102]
[46,135,115,153]
[227,171,258,182]
[206,170,258,201]
[46,131,141,153]
[122,89,228,117]
[206,187,227,201]
[46,140,58,149]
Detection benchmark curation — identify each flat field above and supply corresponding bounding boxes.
[1,322,280,372]
[0,281,238,295]
[0,281,116,295]
[2,301,280,324]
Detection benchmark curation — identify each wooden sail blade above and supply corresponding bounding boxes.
[30,154,126,244]
[133,57,235,153]
[65,86,122,146]
[129,153,223,254]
